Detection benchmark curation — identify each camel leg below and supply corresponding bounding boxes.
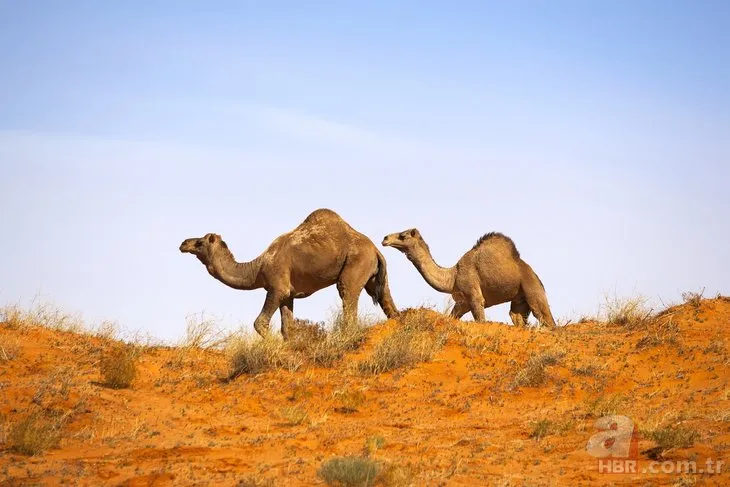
[450,301,470,320]
[279,297,294,340]
[337,260,371,329]
[509,297,531,328]
[467,290,486,322]
[364,275,398,319]
[253,290,283,337]
[524,291,557,329]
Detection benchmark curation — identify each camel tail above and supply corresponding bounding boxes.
[373,252,399,319]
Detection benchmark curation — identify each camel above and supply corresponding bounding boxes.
[180,209,398,340]
[382,229,556,328]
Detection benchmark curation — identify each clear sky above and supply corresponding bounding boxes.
[1,1,728,342]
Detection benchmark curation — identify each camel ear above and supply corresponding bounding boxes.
[410,229,419,238]
[207,234,217,244]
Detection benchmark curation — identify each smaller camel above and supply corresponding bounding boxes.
[180,209,398,340]
[382,229,556,328]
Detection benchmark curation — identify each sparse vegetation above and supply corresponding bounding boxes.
[572,361,603,377]
[318,456,380,487]
[635,315,680,349]
[0,336,20,361]
[363,435,386,457]
[279,405,309,426]
[7,410,62,456]
[100,345,138,389]
[237,476,275,487]
[681,288,705,309]
[530,419,553,441]
[358,315,447,375]
[703,340,725,354]
[603,294,653,330]
[1,293,728,484]
[584,394,625,418]
[334,388,366,414]
[513,350,565,387]
[180,312,229,350]
[288,313,369,367]
[228,336,286,378]
[643,425,700,459]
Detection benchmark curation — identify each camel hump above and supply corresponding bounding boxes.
[302,208,344,225]
[472,232,520,259]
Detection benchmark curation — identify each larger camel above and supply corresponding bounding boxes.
[180,209,398,339]
[382,229,556,328]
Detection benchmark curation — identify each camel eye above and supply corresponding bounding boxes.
[195,241,203,248]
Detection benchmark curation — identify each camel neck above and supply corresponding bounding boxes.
[206,251,263,291]
[407,244,456,293]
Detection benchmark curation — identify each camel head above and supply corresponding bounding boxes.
[382,228,424,253]
[179,233,228,265]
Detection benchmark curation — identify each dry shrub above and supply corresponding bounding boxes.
[643,425,700,459]
[376,462,412,486]
[7,410,62,455]
[94,320,120,340]
[287,318,328,351]
[0,335,20,361]
[635,315,680,349]
[180,312,229,349]
[278,405,309,426]
[359,311,447,375]
[237,476,275,487]
[456,327,503,355]
[572,360,604,377]
[289,314,368,367]
[681,288,705,309]
[333,388,366,414]
[363,435,386,457]
[584,394,625,418]
[512,349,565,388]
[228,336,286,378]
[0,304,29,330]
[1,298,87,333]
[318,456,380,487]
[100,345,138,389]
[530,419,554,441]
[602,294,653,330]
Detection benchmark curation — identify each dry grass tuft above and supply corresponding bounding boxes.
[513,350,565,388]
[0,335,21,361]
[681,288,705,309]
[358,312,447,375]
[7,410,62,456]
[1,298,85,333]
[289,314,368,367]
[643,425,700,459]
[602,294,653,330]
[572,360,604,377]
[529,419,553,441]
[180,312,229,350]
[100,345,138,389]
[227,335,286,378]
[635,315,680,349]
[237,476,275,487]
[278,405,309,426]
[333,388,366,414]
[318,456,380,487]
[584,394,625,418]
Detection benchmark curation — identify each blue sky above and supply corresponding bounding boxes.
[1,1,728,342]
